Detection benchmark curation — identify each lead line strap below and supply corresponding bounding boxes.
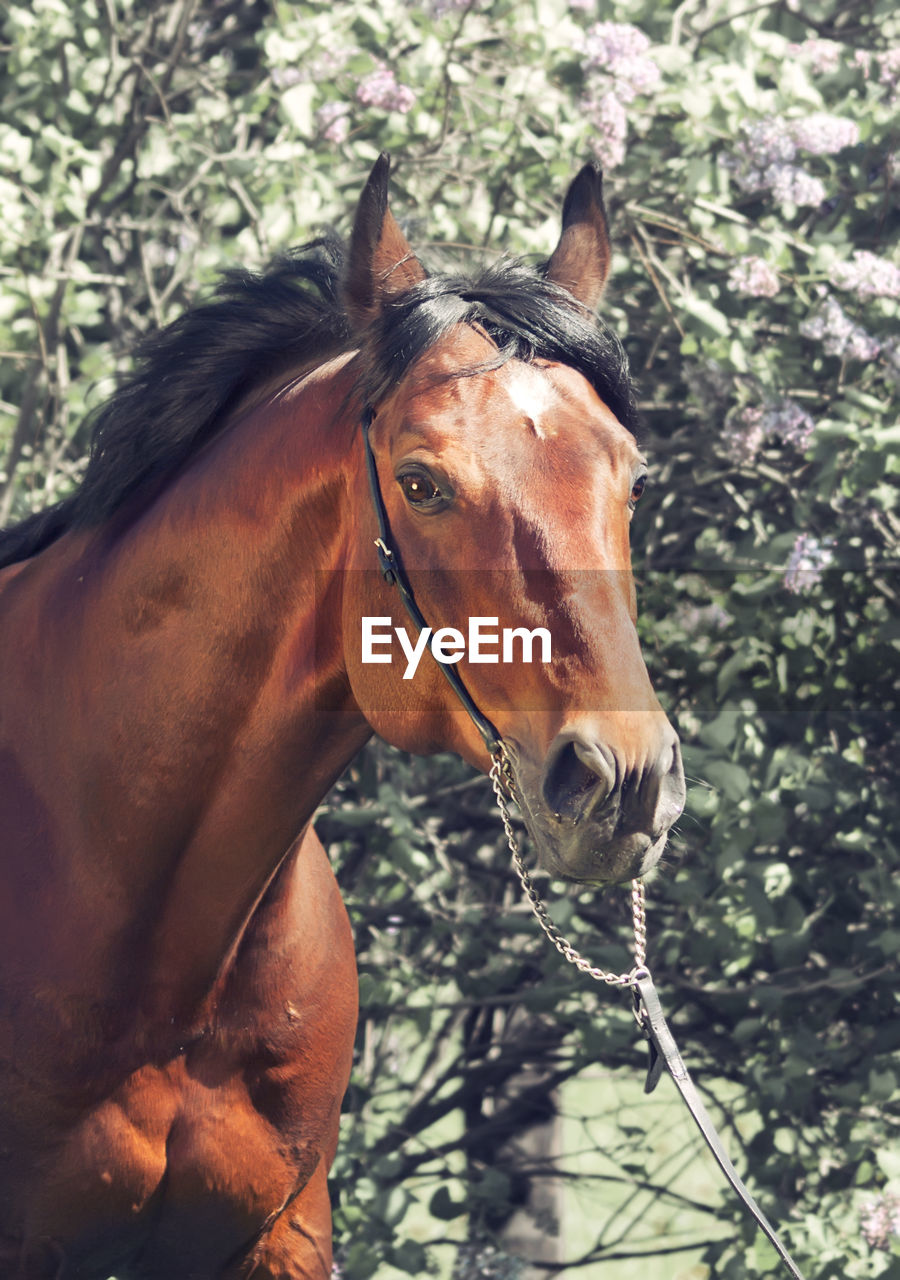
[634,975,806,1280]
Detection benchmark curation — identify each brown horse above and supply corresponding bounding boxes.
[0,158,684,1279]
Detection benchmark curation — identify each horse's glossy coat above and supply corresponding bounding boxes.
[0,159,683,1277]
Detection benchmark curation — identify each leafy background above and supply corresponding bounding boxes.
[1,0,898,1277]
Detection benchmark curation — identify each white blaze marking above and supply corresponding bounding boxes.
[502,364,555,438]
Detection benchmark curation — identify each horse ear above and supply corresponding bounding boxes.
[344,153,427,331]
[544,162,612,311]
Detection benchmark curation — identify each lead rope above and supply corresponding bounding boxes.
[488,748,807,1280]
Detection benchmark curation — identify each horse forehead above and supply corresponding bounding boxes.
[484,359,624,441]
[497,362,557,436]
[386,342,629,465]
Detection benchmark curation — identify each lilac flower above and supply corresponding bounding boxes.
[272,48,357,88]
[723,406,767,463]
[741,118,798,168]
[577,22,659,170]
[271,67,305,89]
[790,113,859,155]
[727,256,780,298]
[763,400,816,450]
[800,296,881,361]
[784,533,834,594]
[580,22,660,101]
[582,21,651,69]
[788,39,842,76]
[766,163,827,207]
[860,1193,900,1251]
[830,250,900,300]
[308,48,357,82]
[584,91,627,169]
[857,48,900,102]
[723,399,815,462]
[356,64,416,113]
[725,114,858,206]
[316,102,350,145]
[876,48,900,100]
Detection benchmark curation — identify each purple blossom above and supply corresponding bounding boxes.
[784,533,834,594]
[741,118,798,168]
[788,39,842,75]
[725,114,858,206]
[308,48,357,82]
[577,22,659,170]
[583,91,627,169]
[582,21,651,68]
[830,250,900,300]
[856,47,900,102]
[272,48,357,88]
[316,102,350,145]
[723,406,767,464]
[723,399,816,462]
[763,400,816,450]
[800,296,881,361]
[727,256,780,298]
[766,163,827,207]
[580,22,660,101]
[790,113,859,155]
[356,64,416,113]
[860,1194,900,1251]
[271,67,305,89]
[876,48,900,99]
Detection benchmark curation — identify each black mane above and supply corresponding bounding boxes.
[0,237,637,569]
[366,264,637,430]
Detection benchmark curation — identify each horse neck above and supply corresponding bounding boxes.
[2,354,372,1028]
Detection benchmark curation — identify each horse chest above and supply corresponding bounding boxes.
[0,1014,343,1277]
[0,833,357,1278]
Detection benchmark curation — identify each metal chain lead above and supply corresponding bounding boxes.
[489,753,809,1280]
[490,752,647,987]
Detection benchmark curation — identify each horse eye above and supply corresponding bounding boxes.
[399,471,442,507]
[630,475,647,506]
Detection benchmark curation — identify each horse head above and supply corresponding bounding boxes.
[340,156,684,885]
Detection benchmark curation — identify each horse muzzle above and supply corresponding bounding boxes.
[514,722,686,884]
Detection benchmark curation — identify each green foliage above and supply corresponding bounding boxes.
[2,0,899,1276]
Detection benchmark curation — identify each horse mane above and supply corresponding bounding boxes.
[364,265,637,430]
[0,235,637,569]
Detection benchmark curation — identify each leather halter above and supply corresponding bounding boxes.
[361,405,504,759]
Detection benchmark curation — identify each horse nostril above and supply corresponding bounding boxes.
[541,737,616,822]
[651,734,685,827]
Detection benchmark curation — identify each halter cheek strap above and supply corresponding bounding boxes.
[360,405,504,758]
